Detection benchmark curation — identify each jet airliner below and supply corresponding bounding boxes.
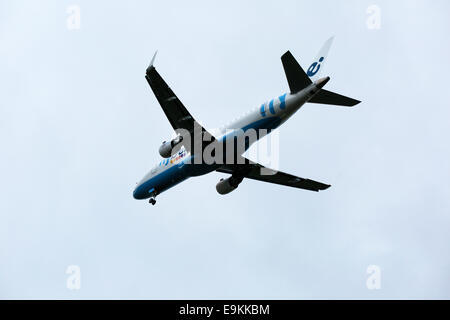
[133,38,360,205]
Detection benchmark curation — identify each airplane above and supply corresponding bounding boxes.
[133,37,360,205]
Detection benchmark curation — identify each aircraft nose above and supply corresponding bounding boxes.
[133,185,141,199]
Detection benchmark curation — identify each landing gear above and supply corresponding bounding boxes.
[149,197,156,205]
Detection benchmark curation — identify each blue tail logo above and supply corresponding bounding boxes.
[307,57,324,77]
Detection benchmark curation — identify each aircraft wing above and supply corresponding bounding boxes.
[145,65,196,131]
[216,157,330,192]
[145,52,215,138]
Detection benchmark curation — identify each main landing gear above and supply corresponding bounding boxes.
[149,197,156,205]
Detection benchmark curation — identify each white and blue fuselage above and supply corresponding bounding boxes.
[133,78,327,200]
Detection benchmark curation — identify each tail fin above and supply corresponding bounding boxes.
[307,37,334,82]
[280,37,334,93]
[281,37,361,106]
[306,37,360,107]
[281,51,312,93]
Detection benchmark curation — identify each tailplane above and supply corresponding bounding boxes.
[309,89,360,107]
[281,51,312,93]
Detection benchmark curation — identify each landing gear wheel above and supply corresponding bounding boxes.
[149,198,156,205]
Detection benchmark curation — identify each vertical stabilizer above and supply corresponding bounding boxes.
[307,36,334,82]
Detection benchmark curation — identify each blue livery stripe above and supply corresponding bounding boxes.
[279,93,287,109]
[269,99,275,115]
[260,103,266,117]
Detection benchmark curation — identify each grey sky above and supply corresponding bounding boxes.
[1,0,449,299]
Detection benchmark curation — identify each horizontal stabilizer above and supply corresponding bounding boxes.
[281,51,312,93]
[308,89,360,107]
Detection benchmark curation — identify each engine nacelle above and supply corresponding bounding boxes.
[216,176,243,195]
[159,136,183,158]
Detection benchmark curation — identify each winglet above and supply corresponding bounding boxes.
[146,50,158,74]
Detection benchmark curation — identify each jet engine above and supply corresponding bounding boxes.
[159,135,183,158]
[216,176,244,195]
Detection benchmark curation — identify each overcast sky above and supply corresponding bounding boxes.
[1,0,449,299]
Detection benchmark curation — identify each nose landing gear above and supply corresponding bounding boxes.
[149,197,156,205]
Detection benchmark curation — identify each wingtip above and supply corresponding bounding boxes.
[349,99,362,107]
[281,50,293,59]
[150,50,158,67]
[146,50,158,73]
